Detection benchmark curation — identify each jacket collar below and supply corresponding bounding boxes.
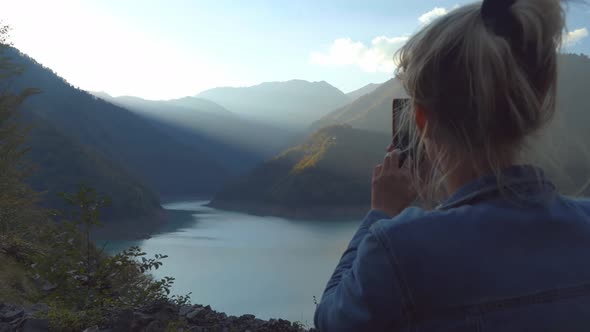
[436,164,556,210]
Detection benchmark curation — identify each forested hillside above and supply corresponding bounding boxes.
[6,47,229,200]
[96,93,297,174]
[24,113,161,219]
[210,125,390,218]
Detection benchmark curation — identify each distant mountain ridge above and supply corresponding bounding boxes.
[97,93,234,117]
[197,79,350,128]
[346,83,382,101]
[95,92,298,174]
[312,54,590,137]
[7,47,229,205]
[311,78,407,133]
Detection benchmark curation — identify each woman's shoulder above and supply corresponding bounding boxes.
[371,204,478,236]
[369,199,536,255]
[370,194,590,253]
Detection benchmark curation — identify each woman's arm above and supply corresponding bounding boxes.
[322,209,389,292]
[314,212,407,331]
[314,149,416,331]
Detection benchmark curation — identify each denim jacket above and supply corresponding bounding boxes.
[315,165,590,331]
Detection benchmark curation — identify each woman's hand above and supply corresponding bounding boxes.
[371,147,416,217]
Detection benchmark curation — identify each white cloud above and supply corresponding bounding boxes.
[419,7,449,24]
[309,5,467,73]
[563,28,589,47]
[310,36,409,74]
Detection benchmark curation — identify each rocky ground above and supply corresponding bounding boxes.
[0,302,316,332]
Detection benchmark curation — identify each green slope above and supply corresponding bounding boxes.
[25,114,162,220]
[8,47,229,199]
[210,125,390,218]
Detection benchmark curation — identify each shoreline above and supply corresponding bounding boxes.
[92,199,370,242]
[208,200,370,221]
[91,207,196,241]
[0,301,315,331]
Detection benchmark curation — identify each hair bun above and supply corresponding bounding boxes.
[481,0,517,38]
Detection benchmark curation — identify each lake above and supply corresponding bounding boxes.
[106,201,361,326]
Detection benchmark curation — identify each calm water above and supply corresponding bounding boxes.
[106,201,360,325]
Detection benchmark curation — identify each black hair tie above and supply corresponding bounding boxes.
[481,0,518,38]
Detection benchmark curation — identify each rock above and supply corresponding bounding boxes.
[153,305,176,322]
[179,305,193,317]
[22,318,49,332]
[0,299,313,332]
[140,301,171,315]
[7,317,23,326]
[41,281,57,292]
[27,304,48,316]
[1,308,23,322]
[0,323,13,332]
[240,314,255,321]
[186,308,205,321]
[133,311,153,325]
[253,318,265,327]
[145,320,164,332]
[110,309,133,332]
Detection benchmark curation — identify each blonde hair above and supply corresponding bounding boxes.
[395,0,566,207]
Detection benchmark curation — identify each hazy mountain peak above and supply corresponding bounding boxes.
[92,91,113,100]
[197,80,349,127]
[346,82,383,101]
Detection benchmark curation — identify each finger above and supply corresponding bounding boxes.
[386,143,395,153]
[383,152,392,171]
[373,164,383,178]
[389,150,400,169]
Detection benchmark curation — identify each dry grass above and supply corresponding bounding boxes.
[0,254,36,305]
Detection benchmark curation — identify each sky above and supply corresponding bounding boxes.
[2,0,589,100]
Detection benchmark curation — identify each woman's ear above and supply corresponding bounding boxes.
[415,104,428,133]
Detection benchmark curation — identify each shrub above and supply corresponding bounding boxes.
[30,186,191,330]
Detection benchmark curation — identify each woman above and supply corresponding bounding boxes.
[315,0,590,331]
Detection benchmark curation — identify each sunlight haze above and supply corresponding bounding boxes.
[2,0,589,99]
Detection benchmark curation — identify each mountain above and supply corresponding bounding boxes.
[311,78,407,134]
[314,54,590,138]
[209,125,390,219]
[164,96,234,116]
[197,80,350,128]
[23,112,161,221]
[316,53,590,195]
[212,54,590,219]
[102,94,234,117]
[346,83,382,101]
[7,47,229,200]
[95,93,298,174]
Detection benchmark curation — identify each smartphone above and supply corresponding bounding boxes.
[392,98,411,167]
